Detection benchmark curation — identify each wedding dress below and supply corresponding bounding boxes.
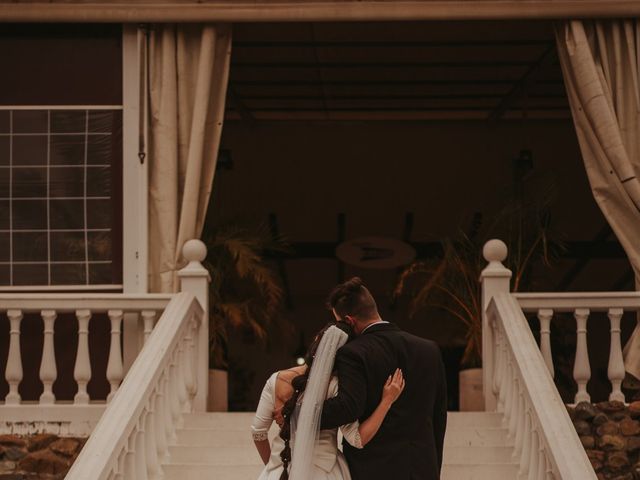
[252,327,362,480]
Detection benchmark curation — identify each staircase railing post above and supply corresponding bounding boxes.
[480,239,511,412]
[178,239,210,412]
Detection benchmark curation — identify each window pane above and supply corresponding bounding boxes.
[51,135,85,166]
[51,111,86,134]
[0,111,9,133]
[0,233,9,262]
[0,265,9,285]
[0,168,8,196]
[89,263,112,285]
[87,166,110,197]
[50,166,84,197]
[13,264,47,285]
[88,231,111,261]
[0,137,9,166]
[13,136,47,166]
[13,232,47,262]
[50,199,84,229]
[12,167,46,197]
[12,111,47,134]
[51,263,85,285]
[0,201,8,230]
[12,200,46,230]
[87,199,112,229]
[51,232,85,262]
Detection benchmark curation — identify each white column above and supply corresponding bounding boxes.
[480,239,512,411]
[144,400,161,480]
[573,308,591,404]
[74,309,92,404]
[39,309,57,405]
[5,309,24,405]
[537,309,554,378]
[177,239,210,412]
[135,416,148,480]
[142,310,157,344]
[107,310,124,403]
[607,308,625,403]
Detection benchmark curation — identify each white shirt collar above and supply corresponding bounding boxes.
[361,320,389,334]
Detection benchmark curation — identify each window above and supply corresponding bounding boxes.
[0,25,123,288]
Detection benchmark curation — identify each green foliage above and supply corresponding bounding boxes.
[395,173,564,368]
[202,222,290,369]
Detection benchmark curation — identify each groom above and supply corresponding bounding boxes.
[321,277,448,480]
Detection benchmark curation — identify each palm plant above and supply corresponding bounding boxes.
[394,172,563,368]
[202,223,290,369]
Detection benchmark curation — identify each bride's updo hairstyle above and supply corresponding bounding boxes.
[278,320,352,480]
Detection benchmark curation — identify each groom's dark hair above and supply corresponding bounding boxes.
[327,277,379,321]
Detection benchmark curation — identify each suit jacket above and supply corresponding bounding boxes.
[320,323,447,480]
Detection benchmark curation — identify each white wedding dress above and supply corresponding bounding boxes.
[252,372,362,480]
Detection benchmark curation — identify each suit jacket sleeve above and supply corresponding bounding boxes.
[320,346,366,430]
[433,350,448,472]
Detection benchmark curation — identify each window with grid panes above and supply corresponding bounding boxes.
[0,25,123,287]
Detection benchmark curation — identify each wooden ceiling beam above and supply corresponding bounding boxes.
[2,1,640,23]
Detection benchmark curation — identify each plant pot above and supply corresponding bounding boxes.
[208,368,229,412]
[459,367,484,411]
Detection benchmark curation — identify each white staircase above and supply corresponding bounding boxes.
[162,411,518,480]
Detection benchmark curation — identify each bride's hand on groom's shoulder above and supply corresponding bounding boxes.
[382,368,405,405]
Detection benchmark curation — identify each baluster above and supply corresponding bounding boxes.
[607,308,625,403]
[513,387,525,459]
[573,308,591,404]
[536,435,546,480]
[145,399,161,480]
[107,310,124,402]
[142,310,157,344]
[176,337,189,413]
[508,377,519,439]
[183,318,197,401]
[114,449,126,480]
[39,310,58,405]
[74,309,92,404]
[5,310,24,405]
[163,371,177,444]
[169,351,182,429]
[537,309,554,378]
[528,427,540,480]
[491,320,502,404]
[496,329,507,412]
[519,410,532,479]
[155,382,169,463]
[135,415,148,480]
[503,361,514,432]
[123,434,137,479]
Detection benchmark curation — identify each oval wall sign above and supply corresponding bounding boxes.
[336,237,416,269]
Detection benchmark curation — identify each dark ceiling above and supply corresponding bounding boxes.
[225,20,568,122]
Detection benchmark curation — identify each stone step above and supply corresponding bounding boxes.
[175,426,511,448]
[443,446,516,464]
[445,412,504,428]
[443,427,511,447]
[167,445,264,465]
[441,463,520,480]
[162,463,520,480]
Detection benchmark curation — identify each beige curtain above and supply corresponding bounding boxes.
[148,24,232,293]
[556,19,640,380]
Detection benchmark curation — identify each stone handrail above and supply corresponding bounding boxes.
[487,292,597,479]
[65,291,203,480]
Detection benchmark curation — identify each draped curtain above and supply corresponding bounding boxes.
[556,19,640,380]
[147,24,231,293]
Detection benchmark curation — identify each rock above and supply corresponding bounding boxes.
[599,434,627,451]
[2,447,25,462]
[574,419,592,436]
[629,401,640,418]
[566,405,576,420]
[612,411,630,421]
[597,421,620,436]
[580,435,596,448]
[627,436,640,453]
[621,418,640,436]
[18,450,68,475]
[0,437,24,449]
[26,434,58,452]
[575,401,599,420]
[607,451,630,472]
[587,449,606,461]
[49,438,80,458]
[611,474,634,480]
[598,401,627,413]
[0,461,16,474]
[0,474,25,480]
[594,413,610,426]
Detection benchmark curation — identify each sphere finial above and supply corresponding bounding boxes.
[183,239,207,263]
[483,239,508,263]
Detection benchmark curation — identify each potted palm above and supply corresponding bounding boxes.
[202,223,289,411]
[395,173,562,410]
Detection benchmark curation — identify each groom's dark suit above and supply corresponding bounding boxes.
[320,322,447,480]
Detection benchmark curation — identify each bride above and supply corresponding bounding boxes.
[251,321,405,479]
